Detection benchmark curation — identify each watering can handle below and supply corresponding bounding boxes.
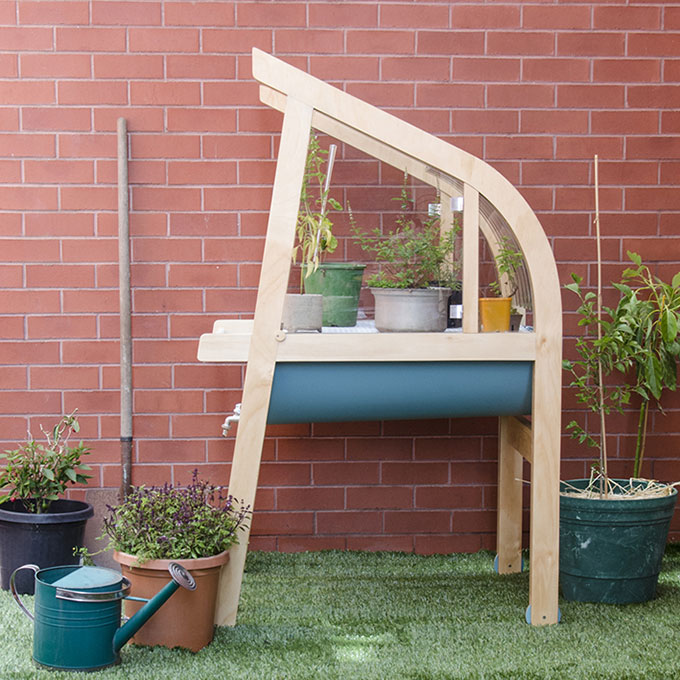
[10,564,40,621]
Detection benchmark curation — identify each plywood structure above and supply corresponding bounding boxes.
[197,49,562,626]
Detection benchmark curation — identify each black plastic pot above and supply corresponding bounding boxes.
[0,499,94,594]
[560,479,677,604]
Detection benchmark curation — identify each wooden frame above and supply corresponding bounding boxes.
[198,49,562,626]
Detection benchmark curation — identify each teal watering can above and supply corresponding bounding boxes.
[11,561,196,671]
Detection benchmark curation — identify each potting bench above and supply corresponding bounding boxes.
[197,49,562,627]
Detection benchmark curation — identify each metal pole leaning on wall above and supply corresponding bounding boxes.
[117,117,133,500]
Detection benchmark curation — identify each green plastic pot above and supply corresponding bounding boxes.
[559,479,677,604]
[303,263,366,327]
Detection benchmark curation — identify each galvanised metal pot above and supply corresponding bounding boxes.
[11,562,196,671]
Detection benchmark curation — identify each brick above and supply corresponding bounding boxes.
[416,30,484,56]
[63,289,120,313]
[452,57,521,82]
[521,110,588,134]
[128,27,199,52]
[278,486,345,511]
[56,27,126,51]
[236,2,305,27]
[166,108,236,133]
[92,1,161,25]
[0,391,61,415]
[522,57,589,83]
[309,56,380,81]
[130,134,200,159]
[309,2,376,27]
[382,3,448,28]
[259,462,311,486]
[237,107,284,133]
[93,54,164,79]
[0,264,22,286]
[202,133,271,159]
[205,288,258,313]
[169,212,237,236]
[0,186,58,210]
[0,132,55,157]
[276,29,344,54]
[167,263,237,288]
[0,26,53,50]
[27,315,96,339]
[591,110,659,135]
[416,83,484,108]
[523,5,591,30]
[555,136,623,160]
[29,366,99,390]
[0,367,27,390]
[202,28,272,53]
[132,187,201,212]
[451,4,520,29]
[346,437,412,461]
[61,187,117,211]
[166,55,235,79]
[58,133,116,158]
[627,137,680,160]
[3,289,61,314]
[25,212,93,236]
[346,30,415,55]
[385,510,450,534]
[486,136,553,161]
[382,57,451,81]
[0,109,19,131]
[594,5,660,30]
[1,341,60,364]
[317,511,382,534]
[278,536,346,551]
[252,511,315,536]
[487,31,555,56]
[23,107,91,132]
[555,187,622,212]
[665,60,680,83]
[203,81,261,107]
[414,437,480,461]
[523,160,589,187]
[165,2,234,26]
[557,32,625,57]
[416,486,483,509]
[347,486,412,510]
[0,317,26,340]
[628,85,680,109]
[348,535,414,551]
[204,187,272,211]
[20,53,90,78]
[452,510,496,533]
[277,438,345,462]
[26,264,95,288]
[94,108,165,132]
[137,439,205,463]
[381,462,448,485]
[629,33,680,58]
[593,59,661,83]
[0,80,54,105]
[625,190,680,211]
[450,462,497,485]
[0,53,17,77]
[0,160,20,182]
[129,82,201,106]
[19,1,89,24]
[313,462,379,485]
[558,84,625,108]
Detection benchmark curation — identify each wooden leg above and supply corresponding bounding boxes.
[214,98,313,626]
[527,358,561,625]
[497,416,524,574]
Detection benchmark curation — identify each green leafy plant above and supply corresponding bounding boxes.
[98,470,250,561]
[0,411,91,514]
[352,173,461,290]
[488,236,524,300]
[564,252,680,483]
[293,131,341,292]
[615,252,680,476]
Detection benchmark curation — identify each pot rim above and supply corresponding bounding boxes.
[0,499,93,524]
[113,549,230,571]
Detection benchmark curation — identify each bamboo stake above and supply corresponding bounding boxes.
[594,155,608,497]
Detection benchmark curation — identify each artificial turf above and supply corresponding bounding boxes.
[2,547,680,679]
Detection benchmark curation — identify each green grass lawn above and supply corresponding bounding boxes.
[2,547,680,679]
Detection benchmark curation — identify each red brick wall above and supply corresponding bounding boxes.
[1,1,679,550]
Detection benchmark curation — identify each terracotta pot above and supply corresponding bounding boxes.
[114,550,229,652]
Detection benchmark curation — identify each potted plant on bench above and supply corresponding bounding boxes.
[352,173,461,332]
[479,235,525,333]
[284,132,365,331]
[0,411,93,594]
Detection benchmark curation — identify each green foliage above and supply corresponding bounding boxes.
[352,173,461,290]
[0,412,91,514]
[564,252,680,478]
[293,132,341,292]
[489,235,525,299]
[99,470,250,561]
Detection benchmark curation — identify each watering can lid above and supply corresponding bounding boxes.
[49,566,123,590]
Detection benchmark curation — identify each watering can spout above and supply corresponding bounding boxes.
[113,562,196,653]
